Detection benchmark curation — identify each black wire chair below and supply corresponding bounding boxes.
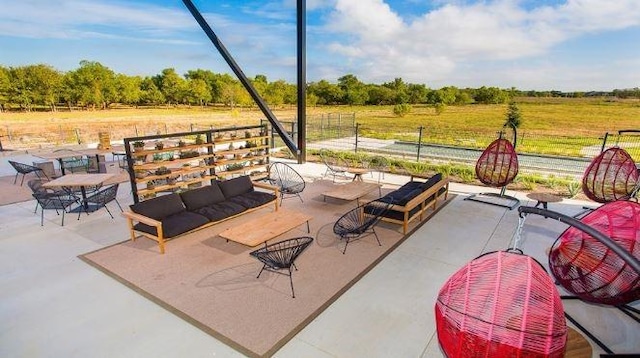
[267,162,306,204]
[319,149,350,182]
[77,183,123,219]
[31,191,80,226]
[249,236,314,298]
[9,160,47,186]
[333,199,392,254]
[27,179,73,213]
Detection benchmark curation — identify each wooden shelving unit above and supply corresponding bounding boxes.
[124,125,269,203]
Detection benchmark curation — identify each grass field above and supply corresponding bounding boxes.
[1,97,638,152]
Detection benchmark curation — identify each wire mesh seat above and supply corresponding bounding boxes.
[249,236,314,298]
[333,199,392,254]
[582,147,640,204]
[31,190,80,226]
[267,162,306,204]
[9,160,47,185]
[319,149,350,182]
[435,251,567,358]
[78,183,123,219]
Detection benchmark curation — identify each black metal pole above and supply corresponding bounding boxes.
[182,0,299,156]
[417,126,423,162]
[297,0,306,163]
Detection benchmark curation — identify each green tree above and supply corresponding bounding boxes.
[185,78,212,106]
[27,64,62,111]
[308,80,343,105]
[139,77,165,105]
[505,101,522,128]
[63,60,117,109]
[115,74,142,106]
[366,85,395,105]
[474,86,508,104]
[338,74,368,105]
[393,103,412,117]
[0,66,8,111]
[154,68,186,105]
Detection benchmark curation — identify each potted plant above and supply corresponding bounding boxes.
[195,134,204,145]
[132,141,145,152]
[155,142,164,150]
[178,139,186,148]
[228,142,235,150]
[244,130,252,138]
[135,169,147,179]
[146,181,156,190]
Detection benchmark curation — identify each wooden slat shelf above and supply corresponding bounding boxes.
[124,125,270,203]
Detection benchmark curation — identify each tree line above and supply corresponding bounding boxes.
[0,60,638,112]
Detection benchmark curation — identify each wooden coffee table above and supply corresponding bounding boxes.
[323,181,382,203]
[218,209,312,247]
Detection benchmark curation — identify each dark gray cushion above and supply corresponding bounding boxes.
[422,173,443,190]
[129,193,185,220]
[378,188,422,206]
[227,191,276,209]
[180,183,226,211]
[219,176,254,198]
[133,211,209,238]
[194,201,246,222]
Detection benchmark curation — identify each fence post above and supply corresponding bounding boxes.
[355,123,359,153]
[75,128,81,144]
[190,123,195,132]
[417,126,423,162]
[600,132,609,153]
[134,125,139,137]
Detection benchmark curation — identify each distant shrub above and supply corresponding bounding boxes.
[393,103,412,117]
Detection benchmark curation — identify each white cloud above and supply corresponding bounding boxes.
[320,0,640,88]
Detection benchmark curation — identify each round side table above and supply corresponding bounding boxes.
[527,192,563,210]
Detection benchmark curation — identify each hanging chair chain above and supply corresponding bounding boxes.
[508,214,528,254]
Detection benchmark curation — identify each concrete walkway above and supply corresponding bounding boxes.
[1,154,638,357]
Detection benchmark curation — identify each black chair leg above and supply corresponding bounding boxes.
[288,267,295,298]
[13,173,19,185]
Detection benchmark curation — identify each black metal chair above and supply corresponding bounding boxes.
[319,150,350,182]
[77,183,123,219]
[333,199,392,254]
[9,160,47,185]
[31,191,79,226]
[267,162,306,204]
[249,236,314,298]
[27,179,73,213]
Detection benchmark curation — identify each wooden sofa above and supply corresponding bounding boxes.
[121,175,279,254]
[372,173,449,234]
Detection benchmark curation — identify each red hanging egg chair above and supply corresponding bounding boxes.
[466,123,520,209]
[582,147,640,203]
[476,138,519,188]
[435,251,567,358]
[549,200,640,305]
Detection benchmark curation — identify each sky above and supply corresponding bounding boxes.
[1,0,639,91]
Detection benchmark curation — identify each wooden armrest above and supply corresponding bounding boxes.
[121,211,162,227]
[253,181,279,193]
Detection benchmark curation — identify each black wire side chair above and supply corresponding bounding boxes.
[77,183,123,219]
[267,162,306,204]
[333,199,392,254]
[27,179,74,213]
[249,236,314,298]
[31,191,79,226]
[9,160,47,186]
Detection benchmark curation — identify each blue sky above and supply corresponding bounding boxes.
[1,0,639,91]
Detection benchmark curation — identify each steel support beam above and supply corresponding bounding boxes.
[182,0,300,157]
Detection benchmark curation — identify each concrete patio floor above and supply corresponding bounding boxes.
[1,153,638,357]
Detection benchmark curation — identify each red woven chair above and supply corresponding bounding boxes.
[466,124,520,209]
[582,147,639,204]
[519,205,640,355]
[435,251,567,358]
[549,200,640,305]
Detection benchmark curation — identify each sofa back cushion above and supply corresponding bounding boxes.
[130,193,185,220]
[422,173,442,190]
[219,176,254,198]
[180,182,226,211]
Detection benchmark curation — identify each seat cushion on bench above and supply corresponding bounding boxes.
[378,187,422,206]
[180,183,226,211]
[194,201,246,222]
[219,176,254,198]
[130,193,186,220]
[133,211,210,238]
[227,191,277,209]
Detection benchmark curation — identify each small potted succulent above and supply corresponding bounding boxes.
[244,130,252,138]
[178,139,186,148]
[195,134,204,145]
[132,141,145,152]
[155,142,164,150]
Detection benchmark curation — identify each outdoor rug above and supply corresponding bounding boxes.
[80,179,454,357]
